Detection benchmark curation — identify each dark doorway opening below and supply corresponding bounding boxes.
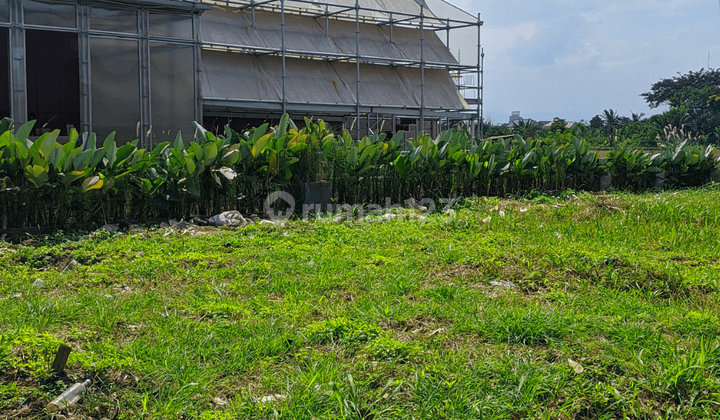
[0,28,9,120]
[25,29,80,136]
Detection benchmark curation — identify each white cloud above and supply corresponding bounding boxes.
[429,0,720,121]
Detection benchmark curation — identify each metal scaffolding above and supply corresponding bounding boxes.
[198,0,483,138]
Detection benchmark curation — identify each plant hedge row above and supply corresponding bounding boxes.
[0,116,718,229]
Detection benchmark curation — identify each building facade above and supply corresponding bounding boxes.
[0,0,481,145]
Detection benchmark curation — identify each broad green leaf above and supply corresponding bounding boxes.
[81,175,103,193]
[172,132,184,153]
[37,130,60,159]
[252,134,271,158]
[185,156,196,174]
[62,169,90,187]
[204,142,218,165]
[0,131,11,148]
[15,120,36,142]
[103,133,118,167]
[85,132,97,151]
[101,176,115,192]
[24,164,49,188]
[268,149,278,175]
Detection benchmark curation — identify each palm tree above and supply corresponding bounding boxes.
[630,111,646,122]
[601,109,622,146]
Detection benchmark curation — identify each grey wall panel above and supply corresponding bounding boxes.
[200,7,274,49]
[0,28,9,119]
[0,0,8,22]
[201,49,281,101]
[89,6,137,33]
[23,0,76,28]
[149,12,192,38]
[90,37,140,143]
[150,42,195,141]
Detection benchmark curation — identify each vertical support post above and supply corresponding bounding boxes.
[9,0,27,125]
[78,5,91,134]
[193,12,203,127]
[446,18,450,51]
[281,0,286,115]
[476,13,482,140]
[251,0,255,29]
[139,9,151,147]
[324,4,328,37]
[419,5,425,134]
[355,0,360,140]
[480,47,484,140]
[389,12,393,43]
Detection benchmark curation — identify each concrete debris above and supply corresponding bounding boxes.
[100,224,119,232]
[208,211,251,227]
[33,278,44,288]
[406,198,428,212]
[568,358,584,374]
[169,219,195,229]
[489,280,516,289]
[257,394,287,404]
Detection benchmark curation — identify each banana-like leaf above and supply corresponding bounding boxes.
[268,149,278,175]
[185,155,196,174]
[81,175,103,193]
[101,176,116,192]
[24,164,49,188]
[37,130,59,160]
[252,134,271,158]
[275,114,290,139]
[103,133,117,167]
[0,130,11,148]
[204,142,218,165]
[15,120,36,143]
[62,169,90,187]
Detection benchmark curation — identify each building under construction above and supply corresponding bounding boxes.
[0,0,482,145]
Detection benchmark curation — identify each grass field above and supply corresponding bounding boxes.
[2,185,720,419]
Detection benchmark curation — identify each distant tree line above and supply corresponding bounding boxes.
[484,68,720,149]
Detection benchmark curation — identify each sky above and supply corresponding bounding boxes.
[427,0,720,125]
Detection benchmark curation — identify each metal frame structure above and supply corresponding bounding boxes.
[198,0,483,138]
[0,0,484,143]
[0,0,207,146]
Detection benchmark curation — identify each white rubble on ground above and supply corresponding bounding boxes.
[208,211,251,227]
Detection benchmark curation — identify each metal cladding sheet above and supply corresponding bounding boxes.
[201,50,282,101]
[201,8,457,65]
[201,51,467,110]
[395,66,466,109]
[267,55,358,104]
